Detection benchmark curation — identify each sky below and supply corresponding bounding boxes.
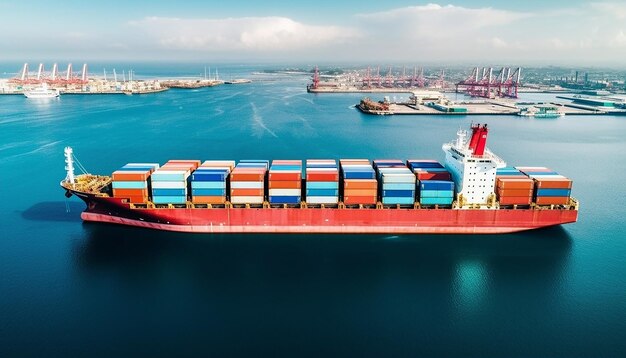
[0,0,624,66]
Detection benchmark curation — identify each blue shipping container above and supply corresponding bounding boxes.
[112,181,148,189]
[191,181,226,189]
[269,196,301,204]
[382,190,415,197]
[382,197,415,205]
[408,161,443,169]
[191,172,228,181]
[382,183,415,190]
[152,188,187,196]
[419,180,455,191]
[152,196,187,204]
[342,170,376,179]
[419,190,454,198]
[536,188,571,197]
[306,189,339,196]
[419,197,454,205]
[306,181,339,189]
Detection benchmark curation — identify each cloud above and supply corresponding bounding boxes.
[590,2,626,19]
[356,4,530,39]
[129,16,359,53]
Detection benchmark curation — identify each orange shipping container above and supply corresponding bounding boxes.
[344,189,378,197]
[499,196,532,205]
[343,179,377,189]
[496,188,533,197]
[496,178,534,190]
[535,196,570,205]
[269,181,301,189]
[112,171,151,181]
[534,178,572,189]
[343,196,378,205]
[306,172,339,181]
[231,188,264,196]
[192,196,226,204]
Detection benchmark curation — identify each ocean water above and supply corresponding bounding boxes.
[1,66,625,357]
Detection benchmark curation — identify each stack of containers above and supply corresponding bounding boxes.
[111,163,159,203]
[339,159,378,205]
[306,160,339,205]
[407,160,452,181]
[230,160,268,205]
[495,167,534,205]
[268,160,302,205]
[190,160,235,205]
[417,180,455,206]
[374,159,416,206]
[151,160,199,204]
[516,167,573,205]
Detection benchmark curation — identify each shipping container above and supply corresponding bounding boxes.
[535,196,570,205]
[152,196,187,204]
[269,196,300,204]
[112,181,148,189]
[191,195,226,204]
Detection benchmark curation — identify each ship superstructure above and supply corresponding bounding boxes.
[443,124,504,207]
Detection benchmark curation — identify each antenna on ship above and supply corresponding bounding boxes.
[64,147,76,186]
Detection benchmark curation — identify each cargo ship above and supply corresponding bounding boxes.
[61,124,578,234]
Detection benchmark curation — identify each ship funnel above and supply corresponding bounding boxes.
[473,124,489,156]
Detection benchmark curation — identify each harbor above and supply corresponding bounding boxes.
[356,92,626,116]
[0,62,245,96]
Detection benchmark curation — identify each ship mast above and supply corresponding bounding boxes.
[64,146,76,186]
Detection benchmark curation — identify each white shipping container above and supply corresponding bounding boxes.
[306,196,339,204]
[269,189,301,196]
[230,181,264,189]
[151,181,187,189]
[230,196,264,204]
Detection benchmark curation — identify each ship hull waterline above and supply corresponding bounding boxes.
[70,191,578,234]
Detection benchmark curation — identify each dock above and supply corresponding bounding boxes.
[357,100,620,116]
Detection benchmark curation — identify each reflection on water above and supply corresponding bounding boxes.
[21,201,83,222]
[454,259,489,314]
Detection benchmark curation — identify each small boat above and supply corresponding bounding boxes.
[518,105,564,118]
[224,79,252,84]
[24,83,60,99]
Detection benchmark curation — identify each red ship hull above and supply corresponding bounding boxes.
[71,191,578,234]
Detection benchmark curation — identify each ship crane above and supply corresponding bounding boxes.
[456,66,521,99]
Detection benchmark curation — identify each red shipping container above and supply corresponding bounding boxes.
[230,172,266,181]
[306,172,339,181]
[535,196,570,205]
[415,172,452,181]
[498,196,532,205]
[269,172,301,181]
[112,171,151,181]
[231,188,264,196]
[269,181,301,189]
[343,179,377,189]
[343,196,378,205]
[113,188,149,197]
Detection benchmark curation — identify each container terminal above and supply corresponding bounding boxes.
[0,62,238,96]
[61,124,578,234]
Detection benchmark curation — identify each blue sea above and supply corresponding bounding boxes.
[1,64,625,357]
